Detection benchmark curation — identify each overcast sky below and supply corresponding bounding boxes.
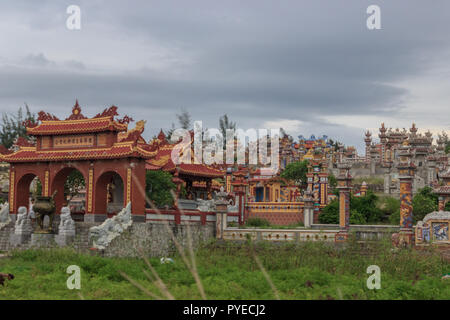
[0,0,449,153]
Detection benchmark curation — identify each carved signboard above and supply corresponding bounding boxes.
[53,135,95,148]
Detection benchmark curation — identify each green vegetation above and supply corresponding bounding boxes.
[0,241,449,300]
[242,218,304,229]
[412,186,438,222]
[328,173,337,195]
[319,191,384,224]
[145,170,177,207]
[353,177,384,186]
[0,104,36,149]
[280,160,308,187]
[319,186,442,225]
[379,197,401,225]
[245,217,271,227]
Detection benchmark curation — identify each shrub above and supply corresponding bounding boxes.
[389,209,400,225]
[349,209,366,224]
[246,217,271,227]
[379,196,400,223]
[412,187,438,222]
[318,199,339,224]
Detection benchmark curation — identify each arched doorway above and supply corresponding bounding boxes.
[51,167,86,218]
[95,171,124,217]
[16,173,42,211]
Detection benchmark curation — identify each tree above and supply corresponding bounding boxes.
[218,114,236,148]
[379,196,400,223]
[318,199,339,224]
[165,123,176,141]
[0,104,36,149]
[350,191,383,223]
[328,173,337,195]
[176,108,192,130]
[145,171,176,207]
[65,170,85,202]
[445,201,450,211]
[318,191,383,224]
[412,186,438,222]
[280,160,308,187]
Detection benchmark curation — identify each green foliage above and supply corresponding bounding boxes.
[445,142,450,154]
[219,114,236,148]
[413,186,438,222]
[280,160,308,187]
[65,170,85,201]
[245,217,271,227]
[145,170,176,207]
[318,199,339,224]
[319,191,383,224]
[389,209,400,225]
[351,191,383,223]
[0,104,36,149]
[445,201,450,211]
[378,196,400,225]
[34,178,42,196]
[176,108,192,130]
[349,209,366,224]
[353,176,384,185]
[328,173,337,192]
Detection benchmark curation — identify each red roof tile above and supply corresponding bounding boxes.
[145,143,224,178]
[1,142,156,162]
[27,117,128,135]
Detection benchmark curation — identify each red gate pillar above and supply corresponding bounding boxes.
[129,160,146,222]
[8,166,15,216]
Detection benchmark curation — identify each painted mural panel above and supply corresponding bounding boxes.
[432,222,449,241]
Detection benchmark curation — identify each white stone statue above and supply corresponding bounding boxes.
[0,203,11,230]
[58,206,75,236]
[227,202,239,213]
[14,206,32,235]
[197,199,215,212]
[89,202,132,250]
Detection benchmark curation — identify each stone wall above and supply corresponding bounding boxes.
[101,221,215,258]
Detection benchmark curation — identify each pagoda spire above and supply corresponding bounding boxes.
[66,99,87,120]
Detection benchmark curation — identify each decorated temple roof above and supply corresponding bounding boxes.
[0,102,159,163]
[192,180,223,189]
[0,142,157,162]
[27,117,128,136]
[26,101,131,136]
[145,132,224,178]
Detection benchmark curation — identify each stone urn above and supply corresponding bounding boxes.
[33,192,57,233]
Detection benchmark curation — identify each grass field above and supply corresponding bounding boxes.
[0,239,449,300]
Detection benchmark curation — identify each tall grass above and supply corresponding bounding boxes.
[1,239,449,300]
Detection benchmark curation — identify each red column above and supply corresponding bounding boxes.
[129,159,146,222]
[396,144,416,246]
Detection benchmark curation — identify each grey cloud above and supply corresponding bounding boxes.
[21,53,54,67]
[0,0,449,153]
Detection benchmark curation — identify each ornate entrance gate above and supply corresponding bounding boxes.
[0,101,157,222]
